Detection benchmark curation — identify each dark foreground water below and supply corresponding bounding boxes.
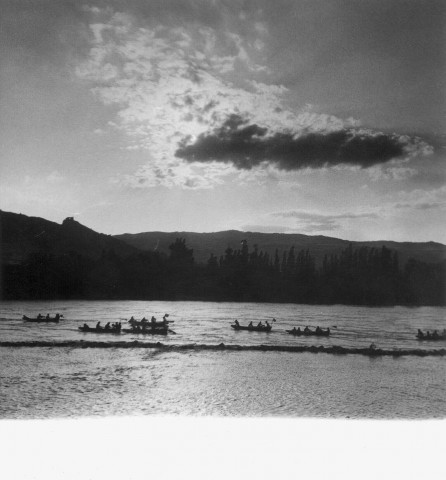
[1,301,445,418]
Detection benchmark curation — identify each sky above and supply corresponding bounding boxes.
[1,0,445,242]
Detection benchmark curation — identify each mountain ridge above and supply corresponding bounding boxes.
[115,230,446,266]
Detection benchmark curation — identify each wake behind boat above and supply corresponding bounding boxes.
[23,314,63,323]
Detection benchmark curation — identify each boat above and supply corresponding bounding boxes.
[122,327,175,335]
[416,330,446,341]
[127,315,173,328]
[286,328,330,337]
[23,315,63,323]
[78,325,121,334]
[231,324,272,332]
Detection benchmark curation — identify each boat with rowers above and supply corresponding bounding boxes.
[122,326,175,335]
[416,329,446,341]
[286,326,330,337]
[79,317,175,335]
[127,314,172,329]
[79,322,122,334]
[231,319,273,332]
[23,314,63,323]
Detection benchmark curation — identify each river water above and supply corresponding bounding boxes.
[1,300,445,418]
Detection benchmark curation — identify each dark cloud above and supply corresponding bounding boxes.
[175,114,410,171]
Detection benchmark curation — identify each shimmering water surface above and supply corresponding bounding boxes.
[1,301,445,418]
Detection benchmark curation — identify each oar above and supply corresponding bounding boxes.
[168,329,176,334]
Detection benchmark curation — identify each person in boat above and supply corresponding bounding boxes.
[292,327,297,333]
[96,321,101,330]
[162,316,168,326]
[426,331,431,338]
[55,313,60,321]
[257,321,263,328]
[234,319,240,327]
[417,329,424,338]
[433,330,439,339]
[83,323,89,330]
[297,327,302,334]
[304,326,310,333]
[140,317,149,330]
[248,321,253,329]
[265,321,270,328]
[37,314,43,319]
[315,326,321,334]
[46,314,50,320]
[104,322,111,330]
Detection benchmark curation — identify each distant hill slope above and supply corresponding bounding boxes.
[115,230,446,266]
[1,210,138,264]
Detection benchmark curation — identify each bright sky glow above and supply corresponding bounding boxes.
[1,1,445,242]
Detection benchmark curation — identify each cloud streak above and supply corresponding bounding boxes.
[272,210,379,233]
[176,114,428,171]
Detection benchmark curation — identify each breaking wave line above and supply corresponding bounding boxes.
[0,341,445,357]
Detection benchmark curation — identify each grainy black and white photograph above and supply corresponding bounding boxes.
[0,0,445,478]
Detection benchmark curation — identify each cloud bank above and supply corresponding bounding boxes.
[176,114,428,171]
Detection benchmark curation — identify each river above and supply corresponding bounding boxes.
[1,300,445,418]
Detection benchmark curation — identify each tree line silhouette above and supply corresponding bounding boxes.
[2,238,445,305]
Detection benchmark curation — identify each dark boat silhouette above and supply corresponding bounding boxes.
[416,330,446,341]
[23,315,63,324]
[231,324,272,332]
[122,327,175,335]
[286,328,330,337]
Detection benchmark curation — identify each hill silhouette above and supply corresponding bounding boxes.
[1,210,137,265]
[114,230,446,267]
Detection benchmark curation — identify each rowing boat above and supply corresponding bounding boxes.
[286,328,330,337]
[231,324,272,332]
[23,315,62,323]
[416,334,446,341]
